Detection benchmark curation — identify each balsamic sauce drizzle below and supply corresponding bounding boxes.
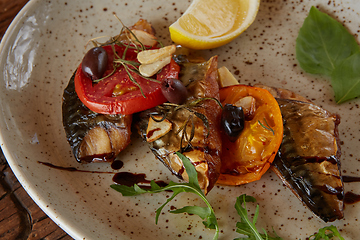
[342,175,360,204]
[38,161,360,204]
[38,161,115,174]
[38,160,168,188]
[342,175,360,183]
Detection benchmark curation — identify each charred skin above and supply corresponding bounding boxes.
[62,72,132,163]
[62,19,156,163]
[136,56,222,194]
[256,84,344,222]
[273,99,343,222]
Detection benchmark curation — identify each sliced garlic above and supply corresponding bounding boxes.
[234,96,256,119]
[146,115,172,142]
[179,150,209,194]
[129,29,157,47]
[138,45,176,64]
[139,55,172,77]
[217,66,239,88]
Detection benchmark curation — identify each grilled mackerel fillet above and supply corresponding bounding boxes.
[257,84,344,222]
[62,19,155,163]
[62,73,132,163]
[136,56,222,194]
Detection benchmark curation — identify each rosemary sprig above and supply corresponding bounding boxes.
[113,14,147,51]
[83,15,164,97]
[122,63,145,97]
[258,118,275,135]
[92,63,118,83]
[179,115,195,152]
[153,97,223,152]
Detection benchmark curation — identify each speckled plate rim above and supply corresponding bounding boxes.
[0,1,83,238]
[0,1,360,239]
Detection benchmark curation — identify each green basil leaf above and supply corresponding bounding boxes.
[331,52,360,103]
[296,6,359,76]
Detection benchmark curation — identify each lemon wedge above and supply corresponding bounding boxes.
[169,0,260,49]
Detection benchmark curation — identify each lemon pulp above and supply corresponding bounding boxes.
[169,0,259,49]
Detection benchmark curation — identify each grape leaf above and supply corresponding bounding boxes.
[296,6,359,76]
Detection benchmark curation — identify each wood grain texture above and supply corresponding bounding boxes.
[0,0,73,239]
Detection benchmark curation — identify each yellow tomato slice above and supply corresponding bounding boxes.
[217,85,283,185]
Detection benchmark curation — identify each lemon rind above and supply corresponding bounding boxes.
[169,0,260,49]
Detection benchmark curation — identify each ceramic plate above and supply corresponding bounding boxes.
[1,0,359,239]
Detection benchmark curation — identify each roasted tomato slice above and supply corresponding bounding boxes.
[217,85,283,185]
[74,45,180,115]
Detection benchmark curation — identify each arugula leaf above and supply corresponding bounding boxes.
[110,151,219,240]
[296,6,360,103]
[110,153,345,240]
[296,6,359,76]
[309,225,345,240]
[234,194,283,240]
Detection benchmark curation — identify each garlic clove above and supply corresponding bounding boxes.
[146,116,172,142]
[234,96,256,119]
[139,56,172,77]
[217,66,239,88]
[138,45,176,64]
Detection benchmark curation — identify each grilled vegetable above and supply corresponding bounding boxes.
[81,46,108,80]
[221,103,245,142]
[136,56,222,194]
[63,19,180,163]
[161,78,188,104]
[74,45,180,115]
[217,85,284,186]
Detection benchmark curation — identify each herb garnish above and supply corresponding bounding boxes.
[296,6,360,103]
[235,194,282,240]
[86,16,161,97]
[110,151,220,240]
[258,118,275,135]
[110,152,344,240]
[308,225,344,240]
[153,97,222,152]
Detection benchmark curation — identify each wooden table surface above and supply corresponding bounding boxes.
[0,1,72,239]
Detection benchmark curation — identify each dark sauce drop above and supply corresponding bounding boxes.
[38,161,168,189]
[112,172,149,187]
[112,172,168,189]
[342,175,360,205]
[344,192,360,204]
[111,160,124,170]
[342,175,360,183]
